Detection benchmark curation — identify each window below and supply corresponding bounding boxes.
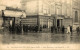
[75,11,78,22]
[43,9,47,14]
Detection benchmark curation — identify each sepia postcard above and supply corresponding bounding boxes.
[0,0,80,50]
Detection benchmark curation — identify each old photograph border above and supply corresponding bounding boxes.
[0,0,80,50]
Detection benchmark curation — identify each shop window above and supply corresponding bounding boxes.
[43,9,47,14]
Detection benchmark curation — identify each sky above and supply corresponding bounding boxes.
[0,0,21,8]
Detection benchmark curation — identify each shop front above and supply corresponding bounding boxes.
[3,17,15,32]
[3,10,26,33]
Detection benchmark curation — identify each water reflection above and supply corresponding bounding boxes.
[2,32,80,44]
[40,33,51,43]
[38,33,80,43]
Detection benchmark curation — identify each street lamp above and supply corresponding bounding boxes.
[37,0,40,32]
[55,3,58,27]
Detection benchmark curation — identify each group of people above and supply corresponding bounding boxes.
[66,25,80,36]
[9,24,22,34]
[9,24,80,35]
[51,25,80,35]
[51,26,65,33]
[9,24,42,34]
[23,25,40,33]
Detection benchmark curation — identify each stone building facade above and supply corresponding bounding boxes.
[72,0,80,29]
[21,0,80,30]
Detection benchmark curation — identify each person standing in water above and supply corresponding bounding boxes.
[67,25,71,34]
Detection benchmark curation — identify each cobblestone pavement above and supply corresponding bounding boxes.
[0,31,80,44]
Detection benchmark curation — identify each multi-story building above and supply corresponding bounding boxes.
[21,0,80,31]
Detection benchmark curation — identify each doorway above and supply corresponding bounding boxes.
[57,19,60,27]
[57,19,63,27]
[9,18,15,26]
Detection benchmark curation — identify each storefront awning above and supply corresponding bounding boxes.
[4,10,26,18]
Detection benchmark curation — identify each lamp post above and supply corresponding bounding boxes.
[55,3,57,27]
[37,0,40,32]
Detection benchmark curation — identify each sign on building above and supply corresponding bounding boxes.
[21,18,37,25]
[4,10,26,18]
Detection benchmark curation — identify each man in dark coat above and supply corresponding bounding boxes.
[70,26,73,36]
[40,26,42,32]
[15,24,17,34]
[76,27,80,36]
[57,26,60,32]
[51,26,53,33]
[35,25,38,32]
[26,25,28,33]
[55,27,57,33]
[9,25,11,32]
[62,26,65,34]
[17,24,19,34]
[53,26,55,33]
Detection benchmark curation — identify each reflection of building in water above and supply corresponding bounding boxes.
[21,0,80,31]
[41,33,51,42]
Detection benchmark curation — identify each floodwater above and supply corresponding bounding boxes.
[1,31,80,44]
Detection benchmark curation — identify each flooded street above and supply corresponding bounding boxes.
[0,31,80,44]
